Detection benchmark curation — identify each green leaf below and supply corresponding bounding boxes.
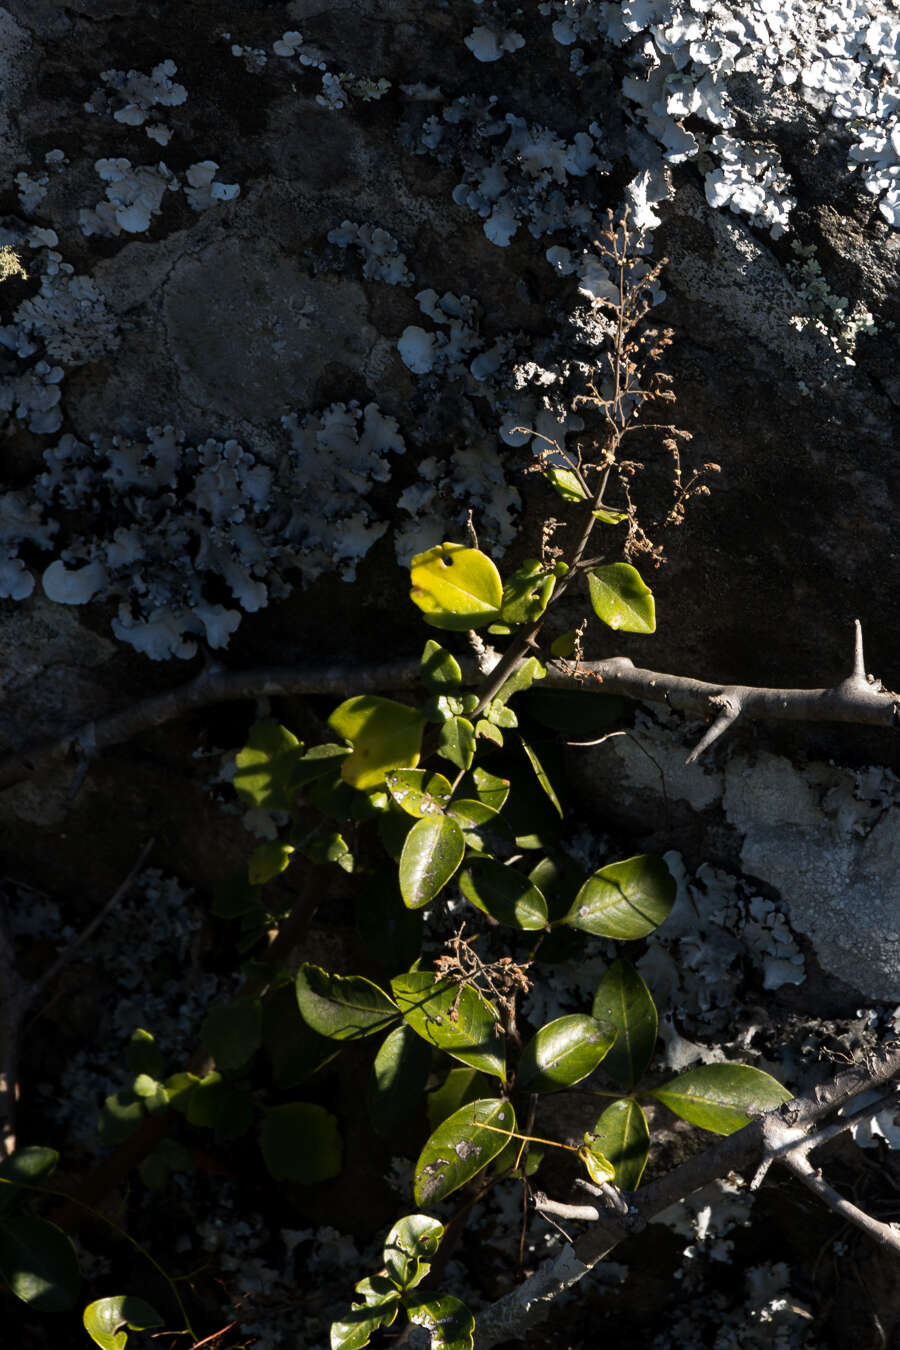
[406,1293,475,1350]
[301,829,354,872]
[296,966,398,1040]
[587,563,655,634]
[545,467,588,502]
[459,858,548,930]
[124,1028,164,1080]
[486,701,517,728]
[385,769,452,818]
[591,507,628,524]
[499,561,557,626]
[163,1072,199,1111]
[368,1024,432,1137]
[421,640,463,692]
[413,1098,516,1206]
[519,738,563,817]
[517,1015,616,1093]
[331,1299,400,1350]
[579,1139,615,1186]
[0,1216,79,1311]
[391,973,505,1080]
[493,656,546,707]
[328,696,426,791]
[426,1067,489,1132]
[200,998,264,1072]
[398,815,466,908]
[83,1296,165,1350]
[233,720,304,811]
[248,840,294,885]
[383,1214,444,1290]
[260,1102,342,1182]
[649,1063,792,1135]
[138,1138,194,1191]
[354,1274,401,1305]
[437,716,476,771]
[592,960,658,1089]
[287,743,352,790]
[550,630,577,658]
[409,543,503,631]
[0,1148,59,1216]
[184,1073,254,1139]
[465,767,510,811]
[445,800,513,853]
[475,719,504,746]
[567,854,676,939]
[97,1091,144,1146]
[263,981,340,1087]
[585,1099,650,1190]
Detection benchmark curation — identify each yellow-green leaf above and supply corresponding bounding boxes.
[649,1063,792,1135]
[587,563,655,634]
[409,543,502,631]
[329,696,426,790]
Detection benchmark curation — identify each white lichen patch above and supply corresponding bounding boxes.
[394,441,520,564]
[464,25,526,62]
[327,220,413,285]
[84,59,187,145]
[79,158,179,237]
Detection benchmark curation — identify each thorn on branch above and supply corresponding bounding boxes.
[685,697,741,764]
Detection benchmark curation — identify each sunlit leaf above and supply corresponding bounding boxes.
[519,738,563,817]
[0,1216,80,1310]
[499,561,557,627]
[329,696,426,791]
[413,1098,516,1206]
[545,467,588,502]
[445,800,513,853]
[406,1292,476,1350]
[465,767,510,811]
[517,1014,616,1093]
[649,1063,792,1135]
[248,840,294,886]
[493,657,546,707]
[383,1214,444,1290]
[591,507,628,524]
[587,563,655,634]
[83,1295,164,1350]
[261,1102,342,1182]
[437,716,476,771]
[566,854,676,939]
[398,815,465,908]
[585,1099,650,1190]
[296,966,398,1040]
[592,959,658,1089]
[421,640,463,692]
[391,973,505,1080]
[330,1297,400,1350]
[459,858,548,930]
[409,543,503,630]
[233,720,304,810]
[579,1140,615,1186]
[426,1067,489,1132]
[385,769,452,818]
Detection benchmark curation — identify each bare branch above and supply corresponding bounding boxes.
[474,1044,900,1349]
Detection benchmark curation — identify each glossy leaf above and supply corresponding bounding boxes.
[261,1102,342,1182]
[248,840,294,886]
[493,656,546,707]
[592,959,658,1089]
[383,1214,443,1290]
[233,720,304,810]
[0,1148,58,1216]
[296,966,398,1040]
[421,640,463,692]
[466,767,510,811]
[649,1063,791,1135]
[475,719,503,746]
[585,1099,650,1190]
[398,815,465,908]
[83,1295,164,1350]
[459,858,548,930]
[0,1216,80,1310]
[368,1024,432,1137]
[567,854,676,940]
[426,1067,489,1132]
[587,563,655,634]
[409,543,502,631]
[391,973,505,1080]
[517,1015,616,1093]
[545,467,588,501]
[437,716,476,771]
[499,561,557,626]
[330,1296,400,1350]
[579,1140,615,1186]
[520,738,563,817]
[445,799,513,853]
[329,696,426,791]
[406,1292,475,1350]
[591,507,628,524]
[413,1098,516,1206]
[200,998,263,1072]
[385,769,452,818]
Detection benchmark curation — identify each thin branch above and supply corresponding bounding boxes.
[0,633,895,796]
[474,1044,900,1349]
